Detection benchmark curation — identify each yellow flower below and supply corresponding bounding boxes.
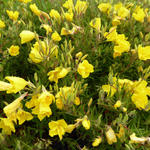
[131,80,149,110]
[74,97,80,105]
[117,7,129,18]
[64,11,73,22]
[112,16,121,26]
[92,137,102,147]
[0,118,15,135]
[19,30,35,44]
[138,45,150,60]
[102,85,116,97]
[41,24,52,35]
[6,10,19,21]
[89,18,101,32]
[75,0,88,16]
[82,116,90,130]
[63,0,74,10]
[49,9,61,23]
[29,47,43,63]
[32,91,55,121]
[0,20,5,28]
[8,45,20,56]
[116,124,125,139]
[114,100,121,109]
[5,76,28,94]
[132,6,146,22]
[56,98,64,110]
[18,0,32,3]
[0,81,12,91]
[30,3,41,16]
[77,60,94,78]
[47,67,69,83]
[16,109,33,125]
[25,94,39,108]
[105,126,117,145]
[122,107,127,112]
[3,93,27,122]
[76,51,83,58]
[98,3,112,14]
[114,2,122,11]
[48,119,68,140]
[130,133,147,144]
[61,27,73,36]
[118,78,133,90]
[113,38,130,58]
[65,124,76,133]
[51,31,61,42]
[131,92,148,110]
[104,27,118,42]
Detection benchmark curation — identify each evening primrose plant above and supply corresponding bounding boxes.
[1,0,150,149]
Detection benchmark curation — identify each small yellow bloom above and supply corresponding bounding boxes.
[41,24,52,35]
[92,137,102,147]
[18,0,32,3]
[122,107,127,112]
[114,2,122,11]
[5,76,28,94]
[116,124,125,139]
[138,45,150,60]
[113,37,130,58]
[77,60,94,78]
[0,20,5,28]
[0,81,12,91]
[131,92,148,110]
[98,3,112,14]
[117,7,129,19]
[61,27,73,35]
[132,6,146,22]
[76,51,83,58]
[49,9,61,23]
[3,93,27,121]
[130,133,147,144]
[64,11,73,22]
[114,100,121,109]
[131,80,149,110]
[29,47,43,63]
[105,127,117,145]
[32,91,55,121]
[47,67,69,83]
[82,116,90,130]
[102,84,116,97]
[48,119,68,140]
[104,27,118,42]
[19,30,35,44]
[89,18,101,32]
[25,94,39,108]
[74,97,80,105]
[8,45,20,56]
[30,3,41,16]
[63,0,74,10]
[75,0,88,16]
[6,10,19,21]
[16,109,33,125]
[0,118,15,135]
[112,16,121,26]
[51,31,61,42]
[65,124,76,133]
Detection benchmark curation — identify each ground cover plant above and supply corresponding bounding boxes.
[1,0,150,149]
